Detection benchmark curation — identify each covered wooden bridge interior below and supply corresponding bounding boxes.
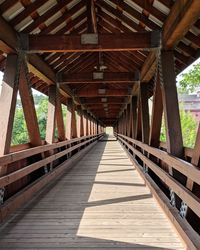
[0,0,200,249]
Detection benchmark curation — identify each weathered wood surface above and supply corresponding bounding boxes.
[0,136,184,249]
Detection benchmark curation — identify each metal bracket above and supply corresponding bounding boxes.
[170,189,176,207]
[143,165,148,173]
[81,34,98,45]
[179,201,188,218]
[44,166,48,174]
[0,187,5,204]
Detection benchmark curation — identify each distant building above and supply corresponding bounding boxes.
[179,90,200,123]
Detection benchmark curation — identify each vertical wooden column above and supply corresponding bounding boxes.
[89,117,92,135]
[122,111,126,135]
[135,96,142,141]
[79,109,84,137]
[46,85,65,143]
[160,50,184,176]
[149,74,163,148]
[85,114,89,136]
[76,112,81,138]
[87,117,90,135]
[71,100,77,139]
[55,89,65,141]
[160,50,185,208]
[140,83,150,144]
[65,105,72,140]
[131,96,137,139]
[46,85,56,144]
[126,104,131,137]
[65,100,77,139]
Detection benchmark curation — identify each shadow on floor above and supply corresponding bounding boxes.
[0,137,181,249]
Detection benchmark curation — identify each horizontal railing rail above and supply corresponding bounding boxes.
[0,134,103,188]
[0,133,104,222]
[0,134,100,166]
[115,133,200,218]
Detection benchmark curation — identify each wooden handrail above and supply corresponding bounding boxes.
[116,133,200,218]
[0,134,102,166]
[159,141,193,159]
[0,135,103,188]
[117,134,200,186]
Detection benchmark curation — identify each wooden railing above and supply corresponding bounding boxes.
[115,133,200,249]
[0,133,104,222]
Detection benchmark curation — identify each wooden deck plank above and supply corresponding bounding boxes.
[0,136,184,249]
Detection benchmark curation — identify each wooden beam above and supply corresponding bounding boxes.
[82,97,126,105]
[87,0,97,33]
[59,72,140,84]
[163,0,200,49]
[76,88,131,97]
[28,32,161,52]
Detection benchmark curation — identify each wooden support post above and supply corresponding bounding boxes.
[65,105,72,140]
[160,50,184,171]
[71,101,77,139]
[76,113,81,138]
[55,88,65,142]
[140,83,150,144]
[126,104,131,137]
[89,118,92,135]
[149,74,163,147]
[131,96,137,139]
[160,50,185,208]
[79,111,84,137]
[136,97,142,141]
[46,85,56,144]
[84,113,89,136]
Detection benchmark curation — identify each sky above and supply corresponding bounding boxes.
[0,56,200,96]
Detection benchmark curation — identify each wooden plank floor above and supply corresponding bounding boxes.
[0,136,185,249]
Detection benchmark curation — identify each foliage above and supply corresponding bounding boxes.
[11,94,68,145]
[34,95,48,140]
[179,63,200,93]
[160,107,198,148]
[11,100,29,145]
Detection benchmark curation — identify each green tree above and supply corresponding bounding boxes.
[11,99,29,145]
[179,63,200,93]
[160,108,198,148]
[35,96,48,140]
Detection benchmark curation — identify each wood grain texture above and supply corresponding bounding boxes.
[0,136,184,249]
